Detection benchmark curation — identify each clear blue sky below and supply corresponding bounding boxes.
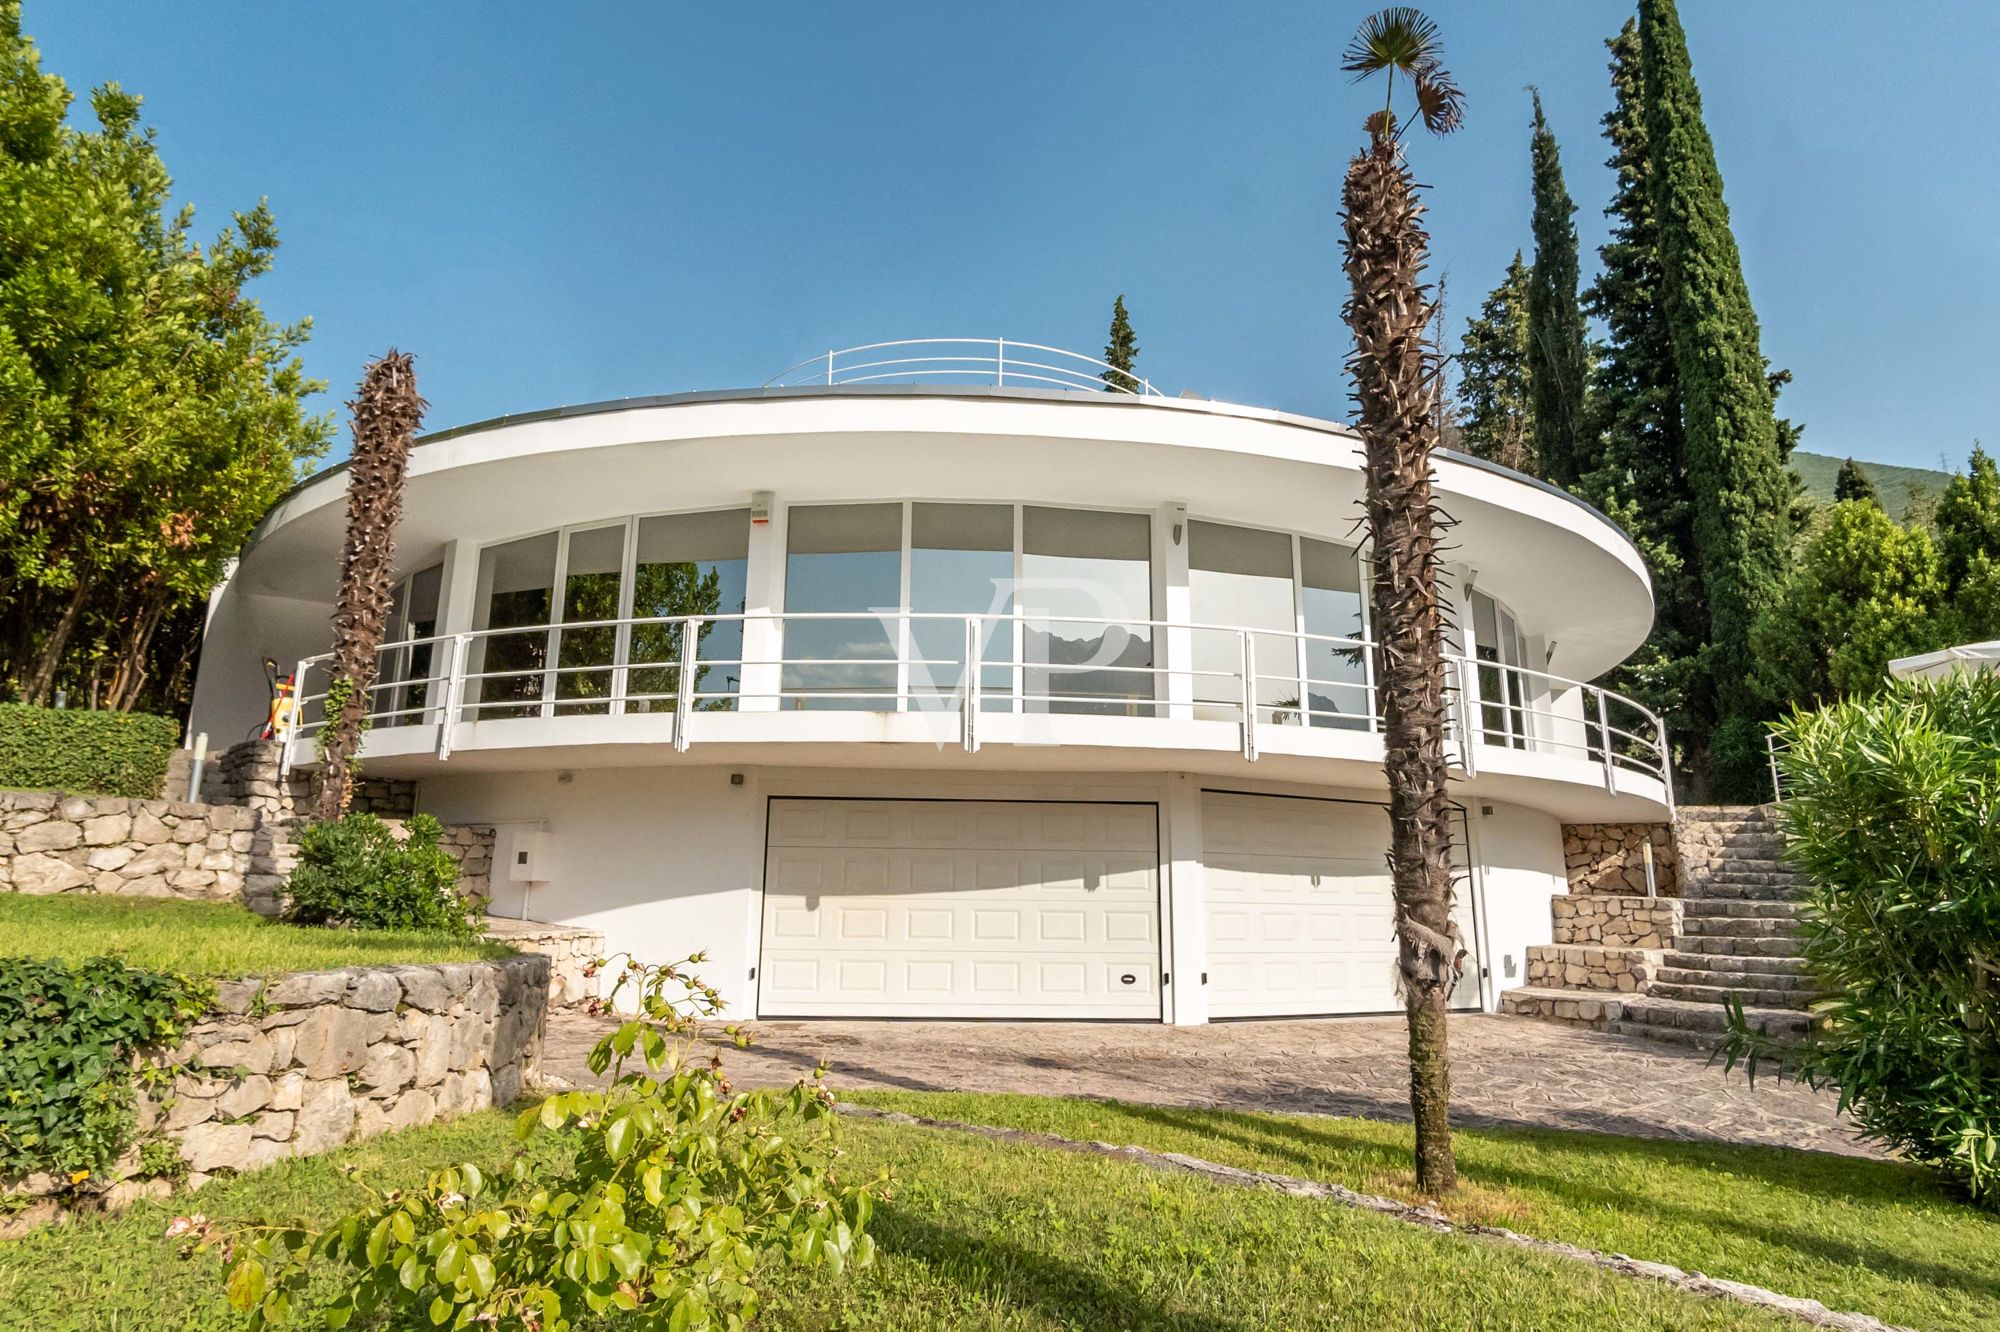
[33,2,2000,470]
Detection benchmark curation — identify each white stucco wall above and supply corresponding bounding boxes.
[1464,799,1569,995]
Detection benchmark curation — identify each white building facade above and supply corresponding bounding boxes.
[190,345,1671,1025]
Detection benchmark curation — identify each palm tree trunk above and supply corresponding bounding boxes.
[316,351,426,821]
[1342,122,1462,1196]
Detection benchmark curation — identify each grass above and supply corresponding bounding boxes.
[0,1106,1814,1332]
[0,894,510,976]
[845,1091,2000,1332]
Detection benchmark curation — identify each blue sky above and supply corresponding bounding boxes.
[32,2,2000,470]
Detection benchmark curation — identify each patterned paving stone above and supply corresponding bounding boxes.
[543,1009,1873,1158]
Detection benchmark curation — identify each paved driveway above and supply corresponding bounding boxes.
[541,1010,1870,1157]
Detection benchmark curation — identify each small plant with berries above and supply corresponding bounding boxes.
[173,951,882,1330]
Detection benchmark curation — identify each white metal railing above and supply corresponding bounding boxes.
[281,611,1672,807]
[763,338,1163,397]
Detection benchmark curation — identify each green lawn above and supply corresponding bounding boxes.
[0,1106,1811,1332]
[845,1091,2000,1332]
[0,894,510,976]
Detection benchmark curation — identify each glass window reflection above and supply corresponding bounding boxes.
[630,510,748,712]
[472,532,558,719]
[1019,506,1154,716]
[909,503,1013,712]
[1301,538,1371,729]
[1189,521,1298,723]
[783,504,902,709]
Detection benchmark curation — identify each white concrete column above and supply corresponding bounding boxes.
[1163,772,1208,1025]
[739,494,785,711]
[1158,502,1194,721]
[431,539,477,728]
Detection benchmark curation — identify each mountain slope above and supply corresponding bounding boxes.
[1791,451,1953,518]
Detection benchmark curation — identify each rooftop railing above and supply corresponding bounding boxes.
[763,338,1163,397]
[281,611,1673,810]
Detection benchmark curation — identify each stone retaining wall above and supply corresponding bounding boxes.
[1561,822,1679,895]
[1525,943,1661,992]
[0,791,261,900]
[200,738,415,820]
[482,917,604,1007]
[1550,893,1684,950]
[1,954,548,1229]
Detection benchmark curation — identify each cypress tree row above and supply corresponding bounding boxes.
[1525,90,1590,492]
[1638,0,1794,799]
[1456,253,1536,474]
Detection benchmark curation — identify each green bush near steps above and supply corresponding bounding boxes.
[0,703,180,799]
[284,813,481,939]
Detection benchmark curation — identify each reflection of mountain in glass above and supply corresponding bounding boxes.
[1023,624,1156,716]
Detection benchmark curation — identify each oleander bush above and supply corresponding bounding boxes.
[0,956,212,1186]
[285,812,479,938]
[198,955,880,1330]
[1723,674,2000,1204]
[0,702,180,798]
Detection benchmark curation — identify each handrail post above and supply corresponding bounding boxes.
[1239,630,1258,761]
[1596,689,1617,795]
[436,635,470,761]
[673,617,698,752]
[1456,655,1479,778]
[962,615,981,753]
[1766,730,1782,805]
[996,337,1005,387]
[825,348,834,385]
[1657,713,1677,815]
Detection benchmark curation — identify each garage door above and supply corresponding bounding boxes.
[1203,791,1481,1018]
[758,798,1162,1019]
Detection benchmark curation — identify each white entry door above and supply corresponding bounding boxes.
[1202,791,1481,1018]
[758,798,1162,1019]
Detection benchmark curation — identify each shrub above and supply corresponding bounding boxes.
[199,955,880,1330]
[1722,674,2000,1203]
[0,703,180,798]
[0,956,212,1184]
[285,813,479,939]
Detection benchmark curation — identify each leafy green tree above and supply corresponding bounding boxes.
[1456,252,1535,472]
[1525,90,1590,490]
[1834,458,1879,505]
[1639,0,1796,799]
[1934,446,2000,639]
[0,2,328,710]
[1750,501,1944,710]
[1101,294,1140,393]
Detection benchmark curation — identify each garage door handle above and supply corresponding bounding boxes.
[1120,973,1137,985]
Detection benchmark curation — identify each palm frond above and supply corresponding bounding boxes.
[1412,73,1464,136]
[1342,7,1443,80]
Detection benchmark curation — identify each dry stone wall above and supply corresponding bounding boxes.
[1550,893,1684,950]
[2,955,548,1229]
[0,791,259,901]
[483,918,604,1006]
[1561,822,1678,895]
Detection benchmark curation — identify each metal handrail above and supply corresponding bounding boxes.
[281,611,1672,803]
[763,338,1163,397]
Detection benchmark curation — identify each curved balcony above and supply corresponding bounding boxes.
[282,611,1673,819]
[764,338,1163,397]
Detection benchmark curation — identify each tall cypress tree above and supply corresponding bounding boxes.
[1457,253,1535,474]
[1834,458,1879,506]
[1525,90,1590,491]
[1639,0,1793,799]
[1581,18,1707,794]
[1101,295,1140,393]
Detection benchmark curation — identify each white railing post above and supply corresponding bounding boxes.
[673,617,698,752]
[1456,655,1479,778]
[962,615,981,753]
[1238,630,1258,761]
[1596,689,1617,795]
[436,634,470,761]
[996,337,1005,387]
[1657,714,1677,815]
[825,348,835,385]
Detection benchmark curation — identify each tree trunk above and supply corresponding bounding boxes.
[104,584,169,712]
[19,577,92,705]
[1342,121,1461,1197]
[316,352,426,821]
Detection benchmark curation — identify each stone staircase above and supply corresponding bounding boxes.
[1500,806,1817,1050]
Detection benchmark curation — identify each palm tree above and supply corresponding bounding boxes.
[315,351,426,821]
[1339,7,1465,1196]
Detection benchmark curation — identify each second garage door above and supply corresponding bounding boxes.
[1203,790,1482,1018]
[758,798,1162,1019]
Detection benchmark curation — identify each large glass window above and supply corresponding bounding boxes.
[909,503,1013,712]
[783,503,902,708]
[1301,538,1371,729]
[630,510,749,711]
[1470,589,1531,748]
[553,524,626,715]
[1189,521,1297,723]
[1019,506,1154,715]
[472,532,558,719]
[381,564,442,727]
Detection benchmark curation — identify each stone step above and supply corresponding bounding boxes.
[1677,898,1806,921]
[1616,994,1812,1039]
[1684,880,1804,902]
[1645,980,1817,1009]
[1675,934,1806,959]
[1497,986,1626,1029]
[1604,1020,1717,1051]
[1660,950,1809,977]
[1654,964,1815,991]
[1679,915,1806,939]
[1683,856,1791,876]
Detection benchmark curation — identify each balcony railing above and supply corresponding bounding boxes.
[282,612,1672,808]
[764,338,1163,397]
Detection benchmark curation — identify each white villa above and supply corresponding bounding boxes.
[188,341,1671,1025]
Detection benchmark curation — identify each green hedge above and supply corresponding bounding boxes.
[0,703,181,799]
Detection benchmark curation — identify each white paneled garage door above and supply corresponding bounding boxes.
[1203,791,1481,1018]
[758,798,1162,1019]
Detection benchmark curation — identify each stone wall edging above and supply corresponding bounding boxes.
[1560,821,1679,895]
[1,952,549,1230]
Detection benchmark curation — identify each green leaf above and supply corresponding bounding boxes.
[606,1114,638,1161]
[428,1295,452,1326]
[467,1253,497,1298]
[225,1260,267,1312]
